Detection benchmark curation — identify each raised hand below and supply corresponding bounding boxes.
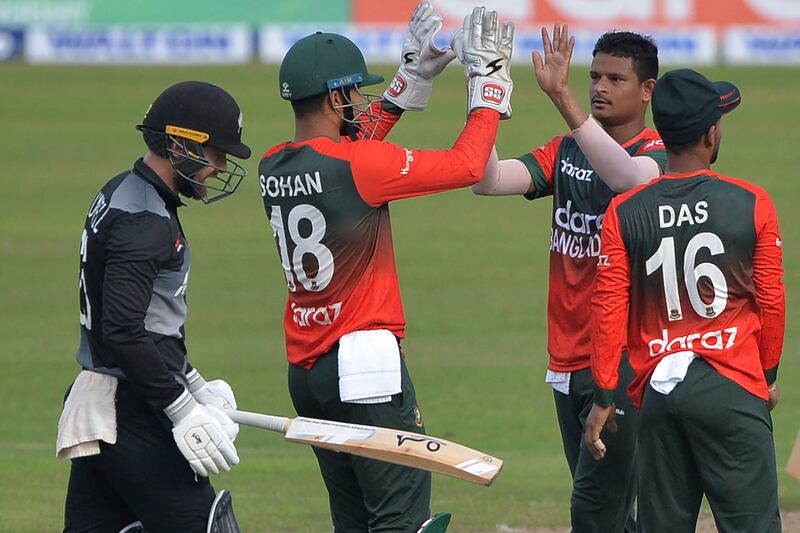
[384,1,456,111]
[453,6,515,118]
[532,23,575,98]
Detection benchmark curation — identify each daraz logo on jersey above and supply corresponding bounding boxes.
[647,326,738,358]
[550,201,604,259]
[560,158,594,182]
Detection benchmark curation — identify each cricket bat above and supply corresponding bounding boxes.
[788,429,800,483]
[229,409,503,486]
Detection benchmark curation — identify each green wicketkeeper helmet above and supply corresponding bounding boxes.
[279,32,384,101]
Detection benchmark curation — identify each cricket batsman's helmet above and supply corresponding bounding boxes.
[137,81,251,203]
[278,32,384,101]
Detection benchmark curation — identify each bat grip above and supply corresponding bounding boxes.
[230,409,289,433]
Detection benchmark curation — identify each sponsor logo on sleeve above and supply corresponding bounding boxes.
[400,148,414,175]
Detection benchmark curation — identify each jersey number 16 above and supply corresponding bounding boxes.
[645,232,728,322]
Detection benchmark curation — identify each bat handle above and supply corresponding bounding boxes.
[230,409,290,433]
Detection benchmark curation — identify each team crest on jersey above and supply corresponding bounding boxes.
[388,74,407,97]
[174,236,184,253]
[481,82,505,104]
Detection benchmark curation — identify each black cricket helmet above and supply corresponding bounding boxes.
[279,32,384,139]
[137,81,252,203]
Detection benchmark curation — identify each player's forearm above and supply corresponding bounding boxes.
[471,146,534,196]
[752,195,785,381]
[547,87,589,131]
[356,109,500,205]
[590,294,628,405]
[572,116,660,192]
[102,261,186,409]
[590,206,631,404]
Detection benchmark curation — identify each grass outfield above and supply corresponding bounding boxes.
[0,62,797,532]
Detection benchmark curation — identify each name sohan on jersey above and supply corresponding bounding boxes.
[260,171,323,198]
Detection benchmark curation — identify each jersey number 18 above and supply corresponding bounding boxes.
[269,204,334,292]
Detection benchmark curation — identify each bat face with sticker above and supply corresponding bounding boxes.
[230,410,503,486]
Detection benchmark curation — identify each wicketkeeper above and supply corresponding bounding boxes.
[259,3,513,531]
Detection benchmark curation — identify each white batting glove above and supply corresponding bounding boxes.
[193,378,237,411]
[383,1,456,111]
[187,370,239,440]
[451,6,514,118]
[164,391,240,477]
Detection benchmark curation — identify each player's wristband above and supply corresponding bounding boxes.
[593,386,615,408]
[186,368,207,394]
[764,365,779,386]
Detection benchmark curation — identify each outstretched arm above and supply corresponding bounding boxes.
[533,23,660,192]
[572,116,662,192]
[471,146,535,196]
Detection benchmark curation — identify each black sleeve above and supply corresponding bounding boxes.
[102,213,185,411]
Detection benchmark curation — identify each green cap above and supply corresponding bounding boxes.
[652,68,741,146]
[279,32,384,101]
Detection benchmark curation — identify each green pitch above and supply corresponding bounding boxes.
[1,63,797,532]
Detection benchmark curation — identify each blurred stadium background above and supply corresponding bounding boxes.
[1,0,798,531]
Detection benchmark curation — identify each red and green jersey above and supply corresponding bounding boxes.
[517,128,666,372]
[592,170,785,409]
[259,108,499,368]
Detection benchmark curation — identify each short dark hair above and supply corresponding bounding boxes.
[663,135,704,154]
[593,31,659,83]
[290,92,328,119]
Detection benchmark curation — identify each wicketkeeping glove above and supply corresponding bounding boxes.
[451,6,514,118]
[383,1,456,111]
[165,390,240,477]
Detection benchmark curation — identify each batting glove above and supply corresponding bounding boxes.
[383,1,456,111]
[452,6,514,118]
[187,370,239,440]
[165,390,240,477]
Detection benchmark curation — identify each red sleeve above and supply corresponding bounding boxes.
[345,99,402,143]
[591,200,631,405]
[531,137,561,187]
[752,190,785,382]
[351,108,500,206]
